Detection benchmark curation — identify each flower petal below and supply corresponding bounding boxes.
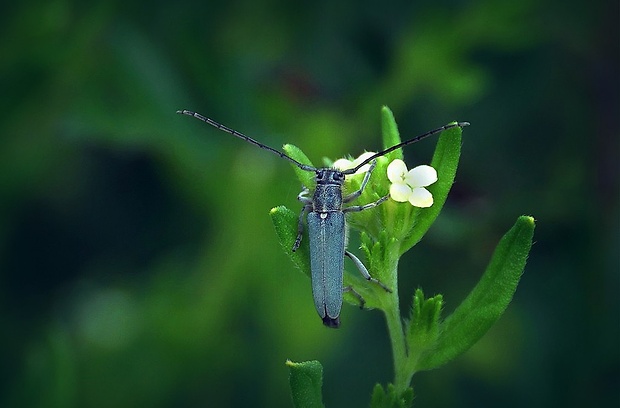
[333,152,377,173]
[387,159,408,183]
[389,182,412,202]
[406,165,437,188]
[352,151,376,174]
[409,187,434,207]
[333,158,354,171]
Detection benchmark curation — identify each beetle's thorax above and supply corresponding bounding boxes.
[312,169,344,212]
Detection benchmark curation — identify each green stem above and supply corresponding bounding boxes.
[382,262,409,393]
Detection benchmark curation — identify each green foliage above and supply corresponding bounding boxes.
[415,215,535,371]
[271,108,535,406]
[286,360,325,408]
[380,107,404,163]
[400,122,462,254]
[406,289,443,355]
[271,206,311,278]
[283,144,316,190]
[370,383,414,408]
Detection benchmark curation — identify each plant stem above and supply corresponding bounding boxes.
[382,261,409,393]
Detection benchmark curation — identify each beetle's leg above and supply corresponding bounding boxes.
[345,250,392,293]
[343,194,389,213]
[343,286,365,309]
[292,204,310,252]
[292,187,313,252]
[343,159,377,203]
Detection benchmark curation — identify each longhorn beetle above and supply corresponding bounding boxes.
[177,109,469,328]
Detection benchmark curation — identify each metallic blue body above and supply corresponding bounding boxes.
[304,170,346,327]
[308,211,345,327]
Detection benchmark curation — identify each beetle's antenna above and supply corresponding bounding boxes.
[345,121,470,174]
[177,110,317,172]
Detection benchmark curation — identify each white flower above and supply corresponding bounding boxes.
[387,159,437,208]
[332,151,376,174]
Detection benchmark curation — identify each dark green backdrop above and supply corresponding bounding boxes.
[1,0,617,407]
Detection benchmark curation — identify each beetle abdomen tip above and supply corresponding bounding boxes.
[322,316,340,328]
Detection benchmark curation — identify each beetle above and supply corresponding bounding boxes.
[177,109,468,327]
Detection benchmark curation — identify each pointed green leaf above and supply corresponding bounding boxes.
[406,289,443,352]
[270,206,311,278]
[415,216,535,371]
[370,383,413,408]
[286,360,325,408]
[283,144,315,189]
[381,106,404,162]
[401,124,462,253]
[370,383,387,407]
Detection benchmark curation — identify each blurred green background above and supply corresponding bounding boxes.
[1,0,617,407]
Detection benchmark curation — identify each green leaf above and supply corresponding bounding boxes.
[286,360,325,408]
[406,289,443,352]
[381,106,404,162]
[283,144,315,189]
[270,206,311,278]
[370,383,413,408]
[415,216,535,371]
[400,124,462,254]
